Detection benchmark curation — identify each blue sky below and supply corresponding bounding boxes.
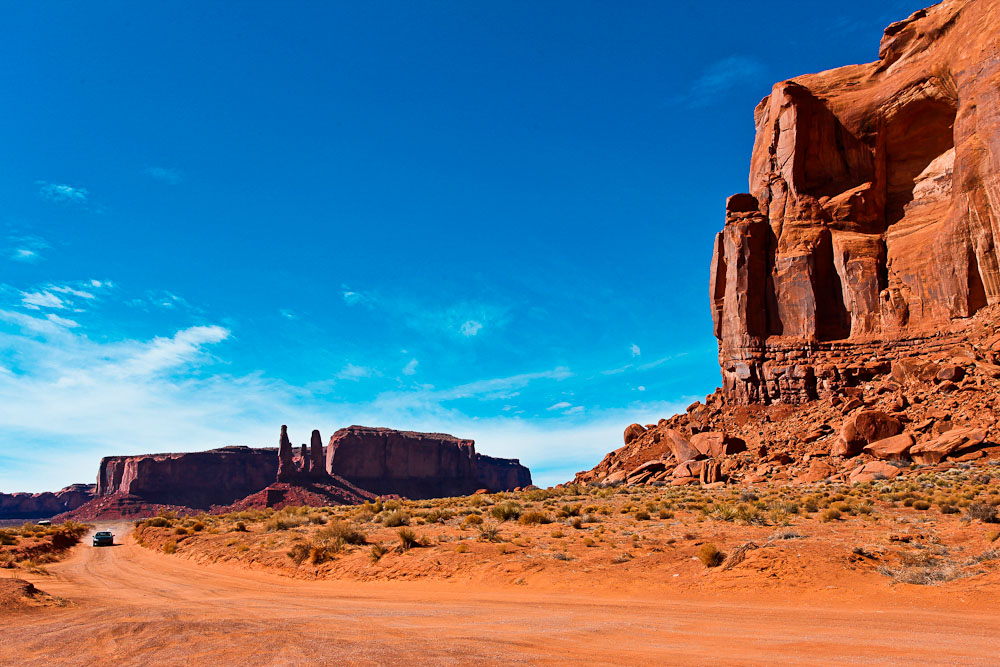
[0,0,928,492]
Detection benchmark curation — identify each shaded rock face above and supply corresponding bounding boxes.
[712,0,1000,404]
[96,447,278,510]
[326,426,531,498]
[0,484,95,520]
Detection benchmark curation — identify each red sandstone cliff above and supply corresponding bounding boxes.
[96,446,278,510]
[0,484,95,520]
[712,0,1000,404]
[327,426,531,498]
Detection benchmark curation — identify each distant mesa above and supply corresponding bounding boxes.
[48,425,530,521]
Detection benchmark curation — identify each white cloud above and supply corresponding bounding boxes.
[337,363,372,380]
[630,343,641,357]
[37,181,89,205]
[279,309,296,319]
[119,325,230,378]
[6,235,49,263]
[145,167,183,185]
[460,320,482,337]
[50,286,96,300]
[638,385,646,392]
[402,358,419,376]
[12,248,39,262]
[547,401,572,411]
[45,314,80,329]
[21,291,66,310]
[563,405,585,415]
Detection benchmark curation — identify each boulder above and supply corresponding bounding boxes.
[910,428,987,465]
[700,459,723,485]
[690,432,747,458]
[663,429,702,462]
[624,423,646,445]
[849,461,902,484]
[795,460,834,484]
[831,410,903,457]
[672,459,706,478]
[936,364,966,382]
[863,433,915,461]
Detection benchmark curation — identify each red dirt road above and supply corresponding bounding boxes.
[2,526,999,666]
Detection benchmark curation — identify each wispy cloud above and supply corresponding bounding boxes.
[144,166,183,185]
[630,343,641,357]
[37,181,89,205]
[337,363,372,380]
[673,55,767,109]
[20,291,67,310]
[402,358,419,376]
[8,236,49,263]
[460,320,482,337]
[547,401,572,411]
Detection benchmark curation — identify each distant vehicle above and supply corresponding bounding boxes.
[37,520,51,526]
[93,531,114,547]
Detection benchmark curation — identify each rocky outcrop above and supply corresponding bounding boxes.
[326,426,531,498]
[276,425,295,482]
[96,446,278,510]
[309,430,326,478]
[0,484,95,520]
[712,0,1000,405]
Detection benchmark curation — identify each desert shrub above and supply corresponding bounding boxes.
[967,503,998,523]
[146,517,171,528]
[463,513,483,527]
[265,515,305,532]
[319,521,367,546]
[477,524,502,542]
[490,502,522,522]
[570,517,583,530]
[369,543,388,564]
[163,541,178,555]
[987,530,1000,542]
[634,510,651,521]
[397,528,419,551]
[659,509,674,520]
[287,543,310,565]
[381,510,410,527]
[697,543,724,568]
[940,504,960,514]
[913,500,931,511]
[174,527,188,536]
[234,522,247,532]
[736,504,768,526]
[455,543,469,553]
[821,508,842,522]
[191,521,206,532]
[518,511,552,525]
[583,537,595,547]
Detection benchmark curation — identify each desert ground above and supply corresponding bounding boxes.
[5,470,1000,666]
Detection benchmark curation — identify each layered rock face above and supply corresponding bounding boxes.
[712,0,1000,404]
[0,484,95,520]
[327,426,532,498]
[96,446,278,510]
